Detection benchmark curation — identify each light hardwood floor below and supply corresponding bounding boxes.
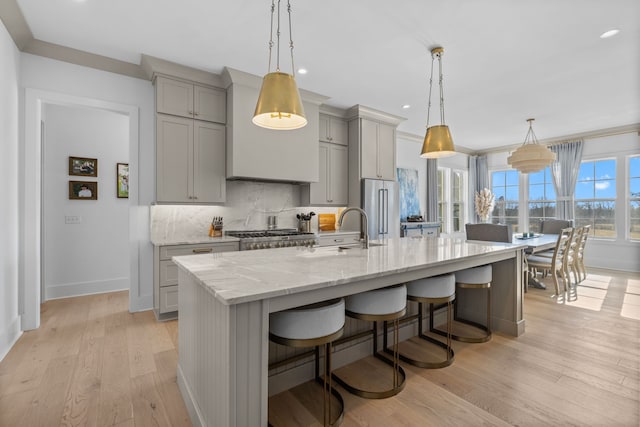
[1,268,638,426]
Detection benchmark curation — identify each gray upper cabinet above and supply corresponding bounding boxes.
[156,76,226,124]
[359,119,396,180]
[319,114,348,146]
[302,141,348,206]
[156,114,226,203]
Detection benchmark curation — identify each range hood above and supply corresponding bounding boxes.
[221,67,329,183]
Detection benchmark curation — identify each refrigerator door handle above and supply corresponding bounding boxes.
[378,189,385,234]
[383,188,389,234]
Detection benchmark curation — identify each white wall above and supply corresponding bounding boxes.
[20,53,155,313]
[43,104,129,299]
[0,20,21,361]
[487,132,640,272]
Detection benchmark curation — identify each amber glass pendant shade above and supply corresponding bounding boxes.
[253,72,307,130]
[421,125,456,158]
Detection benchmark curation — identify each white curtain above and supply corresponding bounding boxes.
[468,155,489,223]
[425,159,438,222]
[550,140,584,220]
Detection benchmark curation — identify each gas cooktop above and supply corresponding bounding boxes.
[225,229,318,250]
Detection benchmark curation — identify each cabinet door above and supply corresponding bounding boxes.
[360,119,380,179]
[378,123,396,180]
[193,121,226,203]
[329,144,348,204]
[157,114,193,202]
[329,117,348,146]
[309,143,330,203]
[160,285,179,313]
[194,85,226,123]
[156,77,194,118]
[319,114,331,142]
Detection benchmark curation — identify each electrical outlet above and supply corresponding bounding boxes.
[65,215,82,224]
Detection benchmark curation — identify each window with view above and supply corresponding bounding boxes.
[490,170,519,230]
[528,167,556,233]
[629,156,640,240]
[452,170,465,232]
[574,159,616,238]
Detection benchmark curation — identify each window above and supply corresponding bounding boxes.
[437,169,447,233]
[575,159,616,238]
[528,167,556,233]
[452,170,465,232]
[629,156,640,240]
[491,170,519,230]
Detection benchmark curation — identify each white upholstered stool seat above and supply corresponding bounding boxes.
[333,284,407,399]
[433,265,492,343]
[269,299,345,427]
[270,299,345,341]
[390,274,456,369]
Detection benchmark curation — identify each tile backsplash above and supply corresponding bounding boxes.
[150,181,344,243]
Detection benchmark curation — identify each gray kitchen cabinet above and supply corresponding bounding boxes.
[301,141,348,206]
[156,75,226,124]
[319,114,348,146]
[360,118,396,180]
[153,241,239,320]
[156,114,226,203]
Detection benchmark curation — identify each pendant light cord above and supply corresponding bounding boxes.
[426,54,435,128]
[437,51,446,125]
[266,0,296,76]
[287,0,296,78]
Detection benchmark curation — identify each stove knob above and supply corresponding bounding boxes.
[247,244,255,250]
[274,242,281,248]
[260,243,267,249]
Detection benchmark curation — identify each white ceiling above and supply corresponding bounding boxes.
[14,0,640,151]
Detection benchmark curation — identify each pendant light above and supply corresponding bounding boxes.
[507,118,556,173]
[420,47,456,158]
[253,0,307,130]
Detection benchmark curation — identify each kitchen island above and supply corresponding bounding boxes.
[173,236,526,427]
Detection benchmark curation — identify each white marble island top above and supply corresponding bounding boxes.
[172,236,527,306]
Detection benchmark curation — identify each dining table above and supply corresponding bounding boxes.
[513,233,559,289]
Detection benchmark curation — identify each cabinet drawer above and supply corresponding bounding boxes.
[159,260,179,287]
[159,242,239,260]
[159,285,179,314]
[317,233,361,247]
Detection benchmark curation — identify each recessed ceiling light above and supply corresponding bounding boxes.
[297,68,308,75]
[402,104,411,109]
[600,29,620,39]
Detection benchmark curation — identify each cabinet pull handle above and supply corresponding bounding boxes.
[334,238,344,243]
[192,248,213,254]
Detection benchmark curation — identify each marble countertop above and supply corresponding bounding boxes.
[172,237,527,306]
[151,235,240,246]
[317,229,360,236]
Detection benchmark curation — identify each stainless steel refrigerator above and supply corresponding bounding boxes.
[362,179,400,239]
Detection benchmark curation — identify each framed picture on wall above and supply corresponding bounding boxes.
[69,181,98,200]
[69,156,98,177]
[117,163,129,198]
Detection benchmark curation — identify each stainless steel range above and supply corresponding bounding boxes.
[225,229,318,251]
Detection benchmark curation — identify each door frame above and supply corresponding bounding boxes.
[22,88,140,330]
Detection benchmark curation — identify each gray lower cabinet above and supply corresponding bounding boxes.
[153,241,239,320]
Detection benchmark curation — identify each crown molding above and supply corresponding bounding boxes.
[346,104,406,126]
[0,0,32,50]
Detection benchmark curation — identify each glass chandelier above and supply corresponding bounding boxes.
[507,118,556,173]
[253,0,307,130]
[421,47,456,158]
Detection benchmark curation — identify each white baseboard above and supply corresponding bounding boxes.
[45,277,128,300]
[0,315,22,363]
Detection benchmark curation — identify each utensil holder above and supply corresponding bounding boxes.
[298,219,311,233]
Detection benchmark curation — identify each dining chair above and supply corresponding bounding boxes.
[540,219,573,234]
[464,223,513,243]
[526,228,574,296]
[575,225,591,281]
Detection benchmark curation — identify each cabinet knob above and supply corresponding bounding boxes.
[188,110,193,115]
[194,112,199,116]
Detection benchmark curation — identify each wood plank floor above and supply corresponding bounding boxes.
[1,268,638,426]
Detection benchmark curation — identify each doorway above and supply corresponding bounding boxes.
[23,89,141,330]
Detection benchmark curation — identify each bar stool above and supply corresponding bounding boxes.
[386,274,455,368]
[332,284,407,399]
[269,299,346,427]
[434,265,492,343]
